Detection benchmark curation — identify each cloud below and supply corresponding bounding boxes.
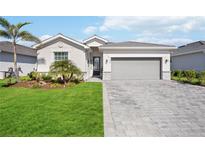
[99,16,205,33]
[101,35,111,39]
[83,26,97,34]
[39,34,52,41]
[97,16,205,46]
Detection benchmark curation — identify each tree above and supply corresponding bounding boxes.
[50,60,82,86]
[0,17,41,81]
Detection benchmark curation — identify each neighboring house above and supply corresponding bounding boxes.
[33,33,176,80]
[172,41,205,71]
[0,41,37,79]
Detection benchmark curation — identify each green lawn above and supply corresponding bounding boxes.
[0,82,103,137]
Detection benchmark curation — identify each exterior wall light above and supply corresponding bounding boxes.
[165,59,168,63]
[106,59,108,64]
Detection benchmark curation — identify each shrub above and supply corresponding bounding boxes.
[199,71,205,80]
[181,70,186,78]
[28,71,42,82]
[28,71,38,80]
[20,76,31,81]
[183,70,197,81]
[4,77,17,86]
[42,74,52,81]
[172,70,183,78]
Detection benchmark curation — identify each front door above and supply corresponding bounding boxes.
[93,57,100,76]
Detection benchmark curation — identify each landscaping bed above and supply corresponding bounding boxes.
[7,80,77,89]
[171,70,205,86]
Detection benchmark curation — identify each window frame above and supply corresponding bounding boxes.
[54,51,69,61]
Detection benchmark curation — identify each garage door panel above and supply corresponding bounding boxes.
[111,58,161,80]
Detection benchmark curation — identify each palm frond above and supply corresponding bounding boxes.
[0,30,11,39]
[16,22,31,30]
[18,31,41,43]
[0,17,10,30]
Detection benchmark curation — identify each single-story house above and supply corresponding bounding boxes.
[33,34,176,80]
[171,41,205,71]
[0,41,37,79]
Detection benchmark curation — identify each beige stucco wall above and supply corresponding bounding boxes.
[37,40,88,78]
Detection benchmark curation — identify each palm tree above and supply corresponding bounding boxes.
[0,17,41,81]
[50,60,82,86]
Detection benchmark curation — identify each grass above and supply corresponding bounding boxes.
[0,81,103,137]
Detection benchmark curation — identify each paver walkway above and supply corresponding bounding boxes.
[87,77,102,82]
[103,80,205,136]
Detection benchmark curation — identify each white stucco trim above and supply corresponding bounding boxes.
[33,34,89,49]
[83,35,108,43]
[172,49,205,57]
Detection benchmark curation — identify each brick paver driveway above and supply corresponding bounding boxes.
[103,80,205,136]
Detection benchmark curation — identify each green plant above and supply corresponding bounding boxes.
[172,70,181,77]
[171,70,184,81]
[0,17,40,82]
[28,71,37,80]
[183,70,197,81]
[42,74,52,81]
[199,71,205,80]
[4,77,17,86]
[20,76,31,81]
[28,71,42,81]
[50,60,82,86]
[198,71,205,85]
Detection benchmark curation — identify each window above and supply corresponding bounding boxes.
[54,52,68,61]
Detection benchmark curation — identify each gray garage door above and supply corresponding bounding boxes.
[111,58,161,80]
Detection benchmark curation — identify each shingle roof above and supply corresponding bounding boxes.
[0,41,36,57]
[101,41,175,47]
[176,41,205,53]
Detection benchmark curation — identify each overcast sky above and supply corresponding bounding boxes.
[1,16,205,47]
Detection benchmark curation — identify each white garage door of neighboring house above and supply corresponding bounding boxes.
[111,58,161,80]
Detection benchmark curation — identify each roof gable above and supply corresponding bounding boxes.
[33,34,89,49]
[83,35,108,44]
